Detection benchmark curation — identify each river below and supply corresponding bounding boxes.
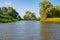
[0,21,60,40]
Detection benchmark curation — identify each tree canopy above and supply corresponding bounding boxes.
[40,0,60,20]
[0,7,21,23]
[23,11,36,20]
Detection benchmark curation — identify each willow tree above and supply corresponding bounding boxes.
[39,0,52,20]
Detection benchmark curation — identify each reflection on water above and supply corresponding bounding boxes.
[0,21,60,40]
[41,22,60,40]
[0,21,40,40]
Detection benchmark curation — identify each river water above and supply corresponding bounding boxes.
[0,21,60,40]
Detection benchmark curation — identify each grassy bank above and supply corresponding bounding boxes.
[0,15,19,23]
[0,18,19,23]
[41,18,60,23]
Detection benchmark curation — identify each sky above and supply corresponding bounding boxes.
[0,0,60,18]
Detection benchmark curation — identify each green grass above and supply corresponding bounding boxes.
[41,18,60,23]
[0,15,19,23]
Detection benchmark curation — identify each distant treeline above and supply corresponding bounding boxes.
[0,7,40,23]
[23,11,40,21]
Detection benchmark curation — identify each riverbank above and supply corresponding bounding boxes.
[0,18,19,23]
[41,18,60,23]
[0,15,20,23]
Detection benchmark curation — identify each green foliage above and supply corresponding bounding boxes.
[0,7,21,23]
[53,6,60,17]
[1,7,7,12]
[31,13,36,20]
[40,0,60,19]
[8,7,13,13]
[23,11,36,20]
[39,0,52,19]
[17,16,21,20]
[40,0,52,9]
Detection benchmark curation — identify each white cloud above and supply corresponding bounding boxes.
[0,1,12,7]
[5,2,12,5]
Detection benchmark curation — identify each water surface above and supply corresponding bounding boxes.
[0,21,60,40]
[41,22,60,40]
[0,21,40,40]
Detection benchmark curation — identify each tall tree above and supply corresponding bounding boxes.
[39,0,52,19]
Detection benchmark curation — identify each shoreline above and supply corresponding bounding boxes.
[41,18,60,23]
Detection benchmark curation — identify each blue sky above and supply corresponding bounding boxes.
[0,0,60,18]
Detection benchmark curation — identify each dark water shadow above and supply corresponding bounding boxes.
[41,22,60,40]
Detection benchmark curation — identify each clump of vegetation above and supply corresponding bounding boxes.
[0,6,21,23]
[39,0,60,20]
[23,11,36,20]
